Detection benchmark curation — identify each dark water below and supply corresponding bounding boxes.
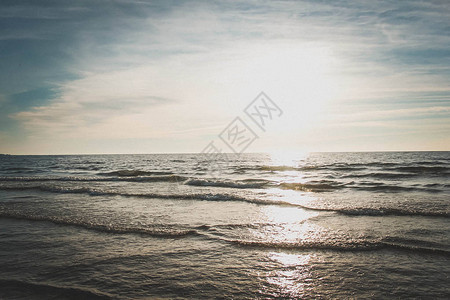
[0,152,449,299]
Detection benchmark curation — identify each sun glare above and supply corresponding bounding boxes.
[269,150,308,167]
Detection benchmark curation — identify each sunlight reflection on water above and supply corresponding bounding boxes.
[253,204,322,297]
[257,205,322,243]
[259,252,316,298]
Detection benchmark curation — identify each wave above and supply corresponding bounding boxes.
[185,178,271,189]
[236,163,366,172]
[0,212,198,238]
[236,164,345,172]
[278,202,449,218]
[2,167,35,171]
[0,167,38,174]
[0,185,296,206]
[334,162,447,170]
[234,165,299,172]
[280,180,445,193]
[226,239,450,256]
[98,170,173,176]
[0,175,187,183]
[1,185,448,216]
[330,166,367,171]
[383,236,447,249]
[72,161,105,165]
[341,172,417,179]
[386,166,448,173]
[279,180,346,192]
[234,162,449,174]
[354,184,443,193]
[423,183,450,188]
[2,176,443,193]
[259,165,300,171]
[73,165,103,171]
[2,208,448,256]
[337,207,449,218]
[200,222,281,231]
[0,176,272,189]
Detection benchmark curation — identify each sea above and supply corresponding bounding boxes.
[0,152,449,299]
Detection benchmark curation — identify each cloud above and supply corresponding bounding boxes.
[1,0,450,153]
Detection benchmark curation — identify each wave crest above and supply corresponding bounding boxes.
[226,239,450,256]
[0,175,187,183]
[280,180,346,192]
[185,178,271,189]
[98,170,173,177]
[0,212,198,238]
[0,185,295,206]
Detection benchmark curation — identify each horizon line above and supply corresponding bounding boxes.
[1,150,449,156]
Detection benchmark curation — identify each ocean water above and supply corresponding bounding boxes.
[0,152,449,299]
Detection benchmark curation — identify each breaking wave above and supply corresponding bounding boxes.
[185,178,271,189]
[336,207,449,218]
[279,180,346,192]
[1,185,447,217]
[226,238,450,256]
[0,185,295,206]
[279,180,444,193]
[98,170,174,176]
[0,175,187,183]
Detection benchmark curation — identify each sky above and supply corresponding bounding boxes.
[0,0,449,154]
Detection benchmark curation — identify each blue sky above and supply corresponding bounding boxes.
[0,0,449,154]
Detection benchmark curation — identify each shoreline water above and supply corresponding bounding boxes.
[0,152,449,298]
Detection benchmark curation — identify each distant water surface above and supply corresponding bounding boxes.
[0,152,449,299]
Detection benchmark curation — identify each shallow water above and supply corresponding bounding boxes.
[0,152,449,299]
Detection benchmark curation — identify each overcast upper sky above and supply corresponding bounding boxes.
[0,0,449,154]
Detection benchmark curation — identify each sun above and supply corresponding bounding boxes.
[268,150,308,167]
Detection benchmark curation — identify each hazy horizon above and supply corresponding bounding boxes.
[1,150,449,156]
